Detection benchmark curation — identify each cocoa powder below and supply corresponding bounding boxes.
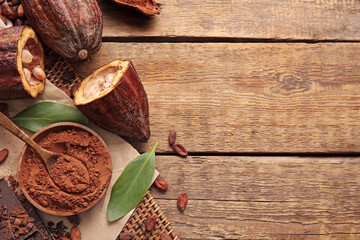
[19,128,112,214]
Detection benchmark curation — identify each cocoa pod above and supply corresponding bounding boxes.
[145,215,156,231]
[0,26,45,99]
[0,102,8,115]
[67,214,80,226]
[160,233,172,240]
[172,143,188,157]
[74,60,150,142]
[0,148,9,164]
[70,226,81,240]
[177,192,188,212]
[154,177,168,191]
[117,232,134,240]
[20,0,102,60]
[168,130,176,146]
[111,0,160,16]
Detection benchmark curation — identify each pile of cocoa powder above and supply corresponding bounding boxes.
[19,128,112,214]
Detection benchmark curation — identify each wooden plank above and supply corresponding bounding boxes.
[99,0,360,40]
[73,42,360,153]
[149,156,360,239]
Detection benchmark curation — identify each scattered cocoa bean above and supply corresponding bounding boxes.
[58,87,71,97]
[1,4,16,20]
[177,192,188,212]
[154,177,168,191]
[0,102,8,115]
[117,232,134,240]
[172,143,188,157]
[145,215,156,231]
[70,226,81,240]
[17,4,23,18]
[168,130,176,146]
[67,214,80,226]
[160,233,172,240]
[0,148,9,164]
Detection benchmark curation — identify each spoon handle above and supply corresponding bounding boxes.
[0,112,51,159]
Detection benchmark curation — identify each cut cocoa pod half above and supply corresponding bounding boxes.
[21,0,103,61]
[112,0,160,16]
[74,60,150,142]
[0,26,45,100]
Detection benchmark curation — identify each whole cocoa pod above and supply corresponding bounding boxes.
[20,0,103,61]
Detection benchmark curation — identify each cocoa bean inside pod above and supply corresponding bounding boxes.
[74,60,150,142]
[111,0,161,16]
[0,26,45,99]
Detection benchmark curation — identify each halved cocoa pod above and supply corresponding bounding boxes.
[0,26,45,99]
[74,60,150,142]
[21,0,103,61]
[111,0,160,16]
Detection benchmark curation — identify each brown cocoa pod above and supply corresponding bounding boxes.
[21,0,102,60]
[154,177,168,191]
[1,3,16,19]
[145,215,156,231]
[17,4,24,18]
[74,60,150,142]
[67,214,80,226]
[168,130,176,146]
[111,0,160,16]
[160,233,172,240]
[117,232,134,240]
[177,192,188,212]
[172,143,188,157]
[0,148,9,164]
[70,226,81,240]
[0,102,8,115]
[0,26,45,99]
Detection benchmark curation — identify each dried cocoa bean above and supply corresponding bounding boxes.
[145,215,156,231]
[177,192,188,212]
[70,226,81,240]
[168,130,176,146]
[154,177,168,191]
[117,232,134,240]
[67,214,80,226]
[0,148,9,164]
[160,233,172,240]
[0,102,8,115]
[17,4,23,18]
[172,143,188,157]
[1,4,16,20]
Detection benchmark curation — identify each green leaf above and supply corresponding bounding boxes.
[107,142,158,221]
[11,102,88,132]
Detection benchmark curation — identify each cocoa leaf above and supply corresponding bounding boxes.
[11,102,88,132]
[107,143,158,221]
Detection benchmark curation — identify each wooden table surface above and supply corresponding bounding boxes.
[73,1,360,239]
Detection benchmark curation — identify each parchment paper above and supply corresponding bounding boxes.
[0,80,158,240]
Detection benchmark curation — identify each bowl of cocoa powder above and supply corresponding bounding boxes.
[18,122,112,216]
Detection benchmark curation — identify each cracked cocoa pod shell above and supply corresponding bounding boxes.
[0,26,45,99]
[20,0,103,61]
[112,0,160,16]
[74,60,150,142]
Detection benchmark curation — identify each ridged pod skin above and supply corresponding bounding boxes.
[0,26,45,100]
[74,60,150,142]
[20,0,103,61]
[112,0,160,16]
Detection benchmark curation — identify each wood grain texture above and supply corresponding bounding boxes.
[99,0,360,40]
[73,42,360,153]
[150,156,360,239]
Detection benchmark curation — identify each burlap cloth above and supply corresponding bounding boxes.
[0,80,158,240]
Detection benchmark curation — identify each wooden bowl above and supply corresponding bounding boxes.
[18,122,112,216]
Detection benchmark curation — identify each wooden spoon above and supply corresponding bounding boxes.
[0,112,89,193]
